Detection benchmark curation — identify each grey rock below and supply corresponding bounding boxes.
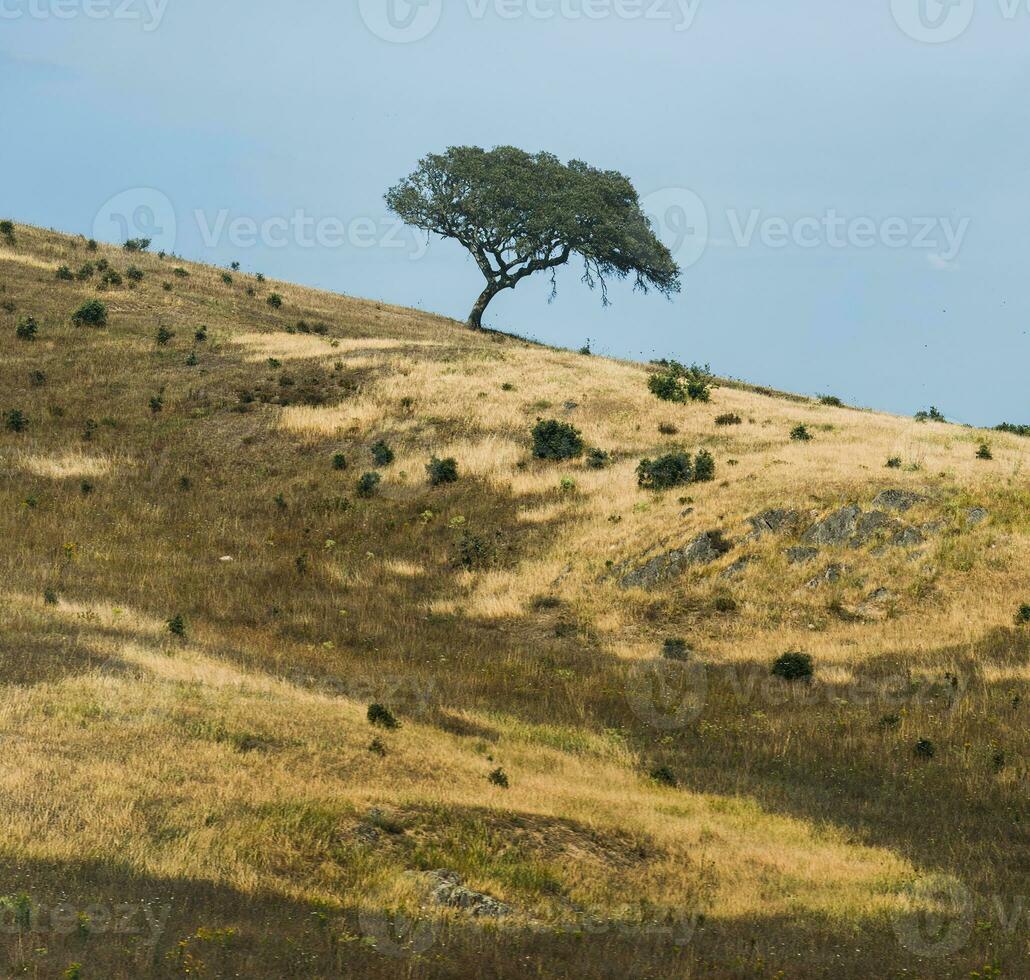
[867,587,893,603]
[807,563,847,588]
[890,526,925,549]
[921,520,946,535]
[721,555,757,579]
[872,489,926,512]
[966,507,989,527]
[801,506,862,546]
[747,508,804,538]
[428,871,511,918]
[617,531,731,590]
[851,511,893,546]
[562,400,579,412]
[786,546,820,565]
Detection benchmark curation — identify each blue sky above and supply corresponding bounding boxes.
[3,0,1028,425]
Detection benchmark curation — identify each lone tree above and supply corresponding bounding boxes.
[386,146,681,329]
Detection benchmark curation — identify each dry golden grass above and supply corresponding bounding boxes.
[0,221,1026,978]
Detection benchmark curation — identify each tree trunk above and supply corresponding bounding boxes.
[467,283,501,330]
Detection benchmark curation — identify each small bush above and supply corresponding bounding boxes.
[126,266,144,283]
[29,370,46,387]
[1016,604,1030,625]
[427,456,459,486]
[123,238,151,252]
[532,419,584,460]
[86,238,98,251]
[0,219,14,242]
[790,424,812,442]
[658,422,679,435]
[886,456,902,469]
[98,268,122,288]
[167,614,186,638]
[15,316,37,341]
[156,326,174,346]
[662,638,689,661]
[637,452,693,491]
[266,293,283,309]
[713,595,738,613]
[915,406,946,423]
[771,651,814,682]
[819,395,844,407]
[230,261,241,272]
[370,440,395,466]
[715,413,742,426]
[43,588,58,606]
[95,258,109,271]
[488,767,509,789]
[55,265,74,281]
[194,325,208,342]
[995,422,1029,437]
[367,703,399,729]
[585,448,610,469]
[221,272,233,286]
[650,765,677,787]
[149,395,164,414]
[332,453,348,471]
[356,472,382,498]
[173,267,189,278]
[5,409,29,433]
[256,273,266,283]
[693,449,716,482]
[647,361,714,404]
[976,443,993,460]
[914,738,936,759]
[455,530,495,571]
[77,263,95,280]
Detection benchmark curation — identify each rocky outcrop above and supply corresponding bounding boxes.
[428,871,511,917]
[966,507,989,527]
[786,546,820,565]
[747,508,804,539]
[872,489,926,512]
[617,531,731,590]
[801,506,862,546]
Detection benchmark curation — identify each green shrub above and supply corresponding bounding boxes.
[77,263,95,280]
[167,614,186,638]
[647,361,713,404]
[662,638,689,661]
[231,261,241,272]
[356,472,382,498]
[221,272,233,286]
[771,651,814,682]
[55,265,74,281]
[488,767,509,788]
[99,268,122,288]
[123,238,151,252]
[585,448,610,469]
[194,325,208,342]
[455,530,495,570]
[256,273,266,283]
[995,422,1029,437]
[637,452,692,490]
[173,267,189,278]
[976,443,993,460]
[156,326,174,346]
[658,422,679,435]
[43,588,58,606]
[427,456,459,486]
[886,456,902,469]
[5,409,29,433]
[1016,604,1030,625]
[650,765,677,787]
[332,453,348,471]
[29,370,46,387]
[126,266,144,283]
[266,293,283,309]
[532,419,584,460]
[370,440,395,466]
[149,395,163,414]
[693,449,716,482]
[86,238,97,251]
[915,406,946,423]
[819,395,844,407]
[0,220,14,242]
[715,413,742,426]
[15,316,37,341]
[790,424,812,442]
[914,738,936,759]
[367,703,399,729]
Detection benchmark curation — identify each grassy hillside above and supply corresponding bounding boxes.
[0,222,1027,979]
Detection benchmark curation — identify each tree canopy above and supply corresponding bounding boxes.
[385,146,681,329]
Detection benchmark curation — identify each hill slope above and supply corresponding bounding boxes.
[1,223,1027,979]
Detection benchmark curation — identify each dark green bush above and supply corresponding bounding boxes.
[332,453,348,471]
[370,440,395,466]
[915,406,946,423]
[123,238,151,252]
[819,395,844,407]
[914,738,936,759]
[637,452,692,490]
[650,765,677,787]
[256,273,266,283]
[99,268,122,288]
[15,316,37,341]
[886,456,902,469]
[156,326,174,346]
[86,238,98,251]
[488,767,509,788]
[367,703,399,729]
[771,651,814,682]
[173,267,189,278]
[149,395,163,414]
[715,413,742,426]
[585,448,610,469]
[1016,604,1030,625]
[995,422,1029,437]
[976,443,993,460]
[221,272,233,286]
[126,266,144,283]
[167,614,186,638]
[790,424,812,442]
[230,261,241,272]
[647,361,714,404]
[0,220,14,242]
[356,472,382,498]
[5,409,29,433]
[455,530,495,570]
[658,422,679,435]
[55,265,74,281]
[77,263,95,280]
[693,449,716,482]
[427,456,459,486]
[662,638,689,661]
[532,419,584,460]
[266,293,283,309]
[194,325,208,342]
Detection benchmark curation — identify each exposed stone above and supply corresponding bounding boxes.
[921,520,946,535]
[428,871,511,918]
[872,489,926,512]
[801,506,861,546]
[851,511,893,546]
[966,507,989,527]
[786,546,819,565]
[807,563,847,588]
[747,508,804,539]
[890,526,925,549]
[617,531,731,590]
